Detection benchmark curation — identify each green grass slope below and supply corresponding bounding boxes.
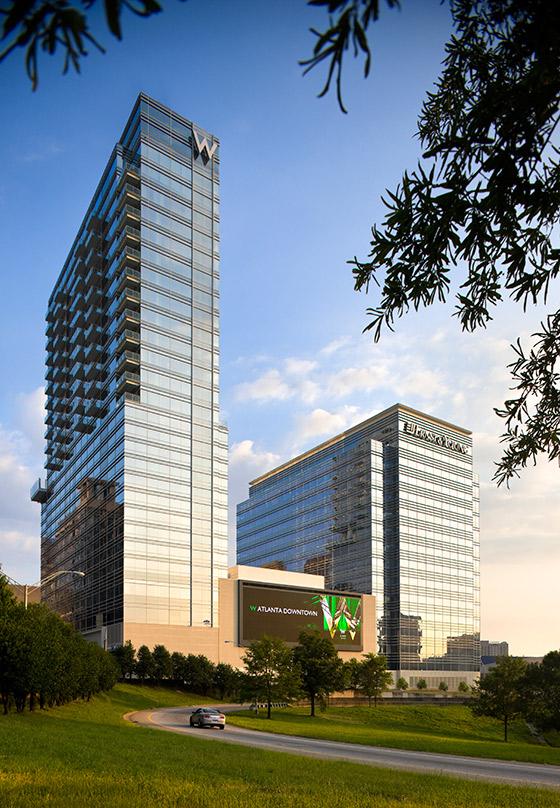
[0,684,559,808]
[227,703,560,765]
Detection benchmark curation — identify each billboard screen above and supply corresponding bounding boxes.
[239,582,363,651]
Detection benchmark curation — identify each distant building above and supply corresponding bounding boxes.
[481,640,509,658]
[237,403,480,686]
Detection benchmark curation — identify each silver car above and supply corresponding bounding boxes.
[189,708,226,729]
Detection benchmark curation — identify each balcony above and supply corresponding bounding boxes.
[86,401,106,419]
[69,307,85,330]
[120,204,141,227]
[85,380,106,400]
[69,342,86,364]
[117,329,140,353]
[116,371,140,394]
[84,323,103,344]
[82,347,104,368]
[46,457,62,471]
[116,288,140,313]
[83,304,104,325]
[30,478,50,503]
[115,227,140,256]
[83,362,106,382]
[117,350,140,373]
[116,266,141,296]
[75,417,95,434]
[115,308,140,336]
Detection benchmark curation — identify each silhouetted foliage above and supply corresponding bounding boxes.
[111,639,136,680]
[301,0,400,113]
[152,644,173,684]
[0,0,168,90]
[523,650,560,733]
[135,645,154,685]
[0,574,117,715]
[213,663,242,701]
[306,0,560,484]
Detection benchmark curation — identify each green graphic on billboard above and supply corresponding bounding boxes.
[239,583,363,650]
[311,594,362,643]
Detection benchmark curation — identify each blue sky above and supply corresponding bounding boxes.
[1,0,558,655]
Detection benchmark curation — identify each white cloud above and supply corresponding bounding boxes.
[15,386,45,455]
[327,364,390,397]
[284,358,317,376]
[293,405,372,446]
[228,440,282,564]
[230,439,280,471]
[320,336,351,356]
[234,369,293,402]
[0,418,41,583]
[393,367,449,401]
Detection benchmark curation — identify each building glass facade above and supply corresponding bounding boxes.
[33,94,227,645]
[237,404,480,678]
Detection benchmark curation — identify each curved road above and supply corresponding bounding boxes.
[125,705,560,790]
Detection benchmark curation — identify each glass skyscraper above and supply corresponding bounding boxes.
[237,404,480,683]
[31,94,227,648]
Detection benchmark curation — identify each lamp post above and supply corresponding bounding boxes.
[9,570,86,609]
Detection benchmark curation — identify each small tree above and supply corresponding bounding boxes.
[293,629,345,717]
[356,653,392,707]
[213,663,240,701]
[523,651,560,733]
[396,677,408,691]
[185,655,216,696]
[438,681,449,694]
[111,640,135,681]
[344,658,362,692]
[135,645,154,685]
[171,652,187,685]
[416,678,427,691]
[243,636,301,719]
[458,681,470,694]
[152,645,173,685]
[471,656,527,742]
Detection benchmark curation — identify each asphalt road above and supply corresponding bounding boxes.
[126,705,560,790]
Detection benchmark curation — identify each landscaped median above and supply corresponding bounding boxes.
[1,684,559,807]
[227,703,560,765]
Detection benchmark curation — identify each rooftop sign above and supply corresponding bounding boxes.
[403,421,468,455]
[193,129,217,161]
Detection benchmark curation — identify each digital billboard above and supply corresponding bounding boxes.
[239,582,363,651]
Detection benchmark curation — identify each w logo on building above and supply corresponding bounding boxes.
[193,129,218,161]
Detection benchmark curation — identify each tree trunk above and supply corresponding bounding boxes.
[29,692,35,711]
[504,714,508,742]
[267,700,271,719]
[310,692,315,717]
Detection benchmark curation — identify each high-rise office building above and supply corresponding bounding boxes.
[237,404,480,684]
[31,94,227,650]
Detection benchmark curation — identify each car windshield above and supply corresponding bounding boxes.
[203,709,219,714]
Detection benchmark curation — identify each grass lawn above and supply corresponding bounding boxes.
[0,685,559,808]
[227,703,560,765]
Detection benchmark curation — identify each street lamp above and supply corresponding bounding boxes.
[6,570,85,608]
